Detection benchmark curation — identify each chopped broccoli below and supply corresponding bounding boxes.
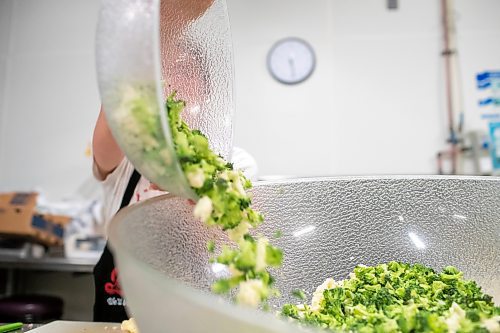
[292,289,307,301]
[206,240,215,253]
[166,92,282,307]
[282,262,500,333]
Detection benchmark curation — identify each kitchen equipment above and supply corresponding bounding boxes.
[96,0,234,199]
[108,176,500,333]
[0,193,70,247]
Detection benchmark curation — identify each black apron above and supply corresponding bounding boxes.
[93,169,141,322]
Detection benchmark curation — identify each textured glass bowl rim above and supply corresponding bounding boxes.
[107,175,500,332]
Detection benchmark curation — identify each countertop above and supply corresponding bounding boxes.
[2,321,124,332]
[0,256,98,273]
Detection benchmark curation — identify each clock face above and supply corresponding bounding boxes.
[267,37,316,85]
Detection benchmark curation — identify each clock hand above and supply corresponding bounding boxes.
[288,56,296,79]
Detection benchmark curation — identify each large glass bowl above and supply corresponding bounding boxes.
[108,176,500,333]
[96,0,234,199]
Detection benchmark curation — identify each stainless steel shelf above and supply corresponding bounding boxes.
[0,256,98,273]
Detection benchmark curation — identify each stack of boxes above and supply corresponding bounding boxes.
[0,192,70,247]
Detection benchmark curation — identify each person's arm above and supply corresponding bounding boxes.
[92,107,124,180]
[165,0,214,24]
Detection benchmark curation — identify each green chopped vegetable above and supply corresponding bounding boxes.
[282,262,500,333]
[166,92,283,306]
[206,240,216,253]
[292,289,307,301]
[211,279,231,294]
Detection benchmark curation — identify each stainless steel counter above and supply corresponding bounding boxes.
[0,256,98,273]
[0,255,98,297]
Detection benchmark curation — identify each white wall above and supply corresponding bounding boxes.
[328,0,444,176]
[228,0,500,177]
[0,0,101,201]
[456,0,500,132]
[227,0,336,177]
[228,0,444,177]
[0,0,14,178]
[1,0,500,200]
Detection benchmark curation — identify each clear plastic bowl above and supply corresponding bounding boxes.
[109,176,500,333]
[96,0,234,199]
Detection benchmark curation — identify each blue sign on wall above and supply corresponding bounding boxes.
[489,122,500,170]
[477,71,500,111]
[477,71,500,89]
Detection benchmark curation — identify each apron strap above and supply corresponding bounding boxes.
[93,168,141,323]
[119,169,141,210]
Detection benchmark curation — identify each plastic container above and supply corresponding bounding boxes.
[96,0,234,199]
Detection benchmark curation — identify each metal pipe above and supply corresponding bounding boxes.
[437,152,444,175]
[441,0,457,174]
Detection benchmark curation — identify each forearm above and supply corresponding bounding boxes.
[92,108,124,180]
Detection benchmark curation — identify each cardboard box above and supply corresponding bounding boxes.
[0,192,71,246]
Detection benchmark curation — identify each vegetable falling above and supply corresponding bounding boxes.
[166,92,283,307]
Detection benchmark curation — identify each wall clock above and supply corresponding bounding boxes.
[267,37,316,85]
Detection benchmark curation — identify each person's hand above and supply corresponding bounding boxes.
[148,182,196,206]
[148,183,161,191]
[161,0,214,28]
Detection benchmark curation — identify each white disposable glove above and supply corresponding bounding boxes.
[230,147,258,181]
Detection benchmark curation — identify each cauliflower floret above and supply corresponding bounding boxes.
[186,168,205,188]
[219,170,246,195]
[255,237,268,272]
[311,278,343,311]
[193,196,213,223]
[228,171,246,195]
[227,221,251,242]
[228,264,244,277]
[236,279,266,308]
[121,318,139,333]
[445,303,466,333]
[482,316,500,333]
[231,177,246,196]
